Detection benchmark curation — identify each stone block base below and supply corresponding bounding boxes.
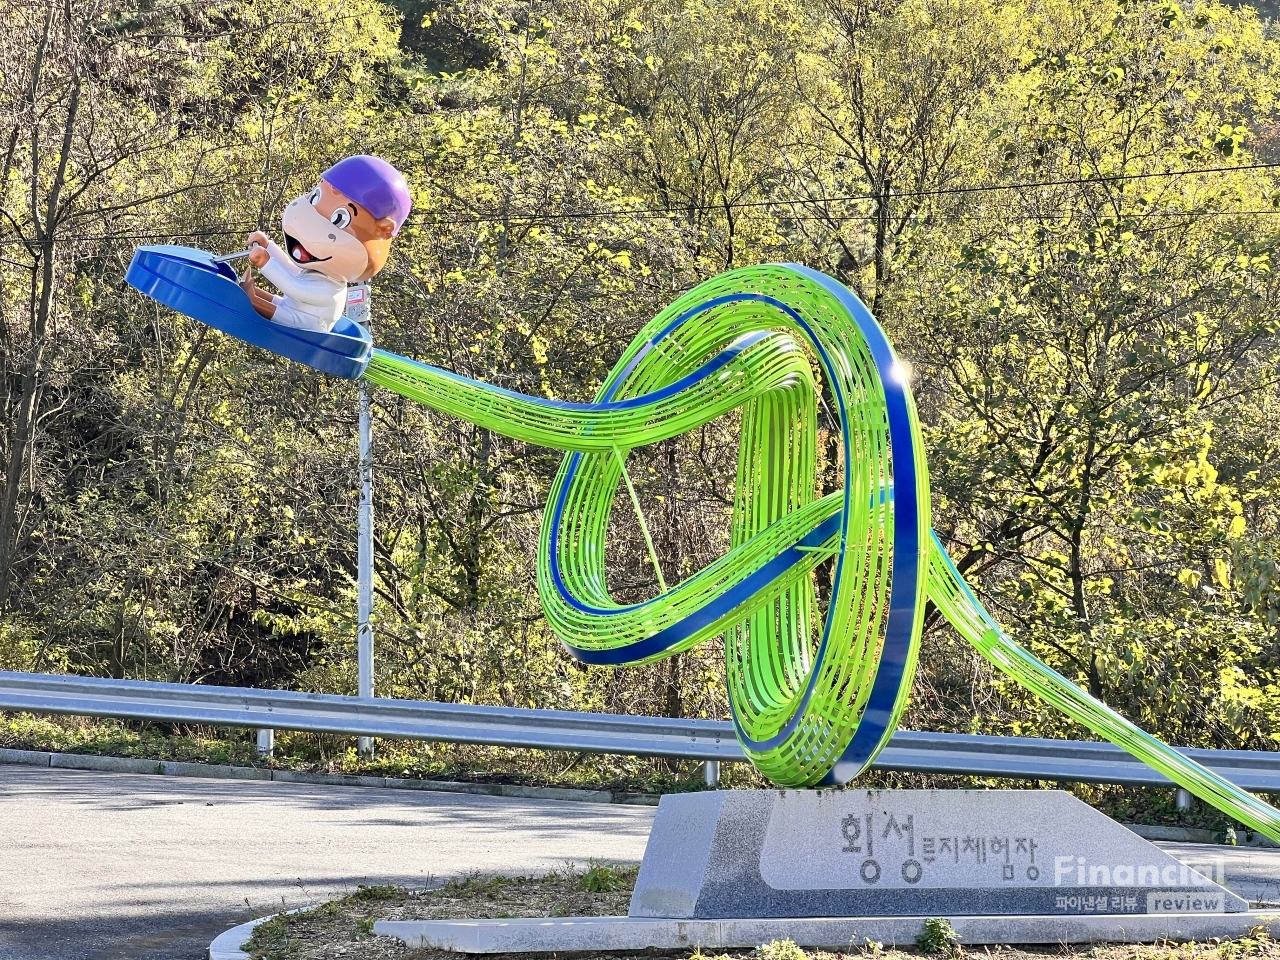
[374,911,1280,954]
[631,790,1246,918]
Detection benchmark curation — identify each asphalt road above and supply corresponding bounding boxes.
[5,764,1280,960]
[1152,841,1280,908]
[0,764,655,960]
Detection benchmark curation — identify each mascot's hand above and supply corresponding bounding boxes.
[240,267,276,320]
[247,231,271,267]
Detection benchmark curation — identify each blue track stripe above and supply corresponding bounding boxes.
[785,265,921,782]
[563,512,843,665]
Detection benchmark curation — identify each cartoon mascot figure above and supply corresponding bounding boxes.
[241,155,412,332]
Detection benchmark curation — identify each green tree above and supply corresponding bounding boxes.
[902,0,1280,745]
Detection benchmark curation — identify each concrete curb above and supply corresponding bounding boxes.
[0,746,662,805]
[208,906,321,959]
[1125,823,1221,845]
[375,911,1280,953]
[207,917,266,960]
[1122,822,1280,848]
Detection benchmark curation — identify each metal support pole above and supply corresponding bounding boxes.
[350,283,375,760]
[1176,787,1194,812]
[703,760,720,788]
[256,727,274,758]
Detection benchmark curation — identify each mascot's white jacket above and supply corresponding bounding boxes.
[254,239,346,332]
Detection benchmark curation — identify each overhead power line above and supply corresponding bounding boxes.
[0,159,1277,251]
[408,159,1280,226]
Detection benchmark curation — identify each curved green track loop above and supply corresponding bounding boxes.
[362,263,1280,841]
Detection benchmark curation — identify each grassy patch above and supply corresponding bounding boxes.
[0,711,711,794]
[915,919,961,956]
[238,869,1280,960]
[0,712,263,766]
[241,866,636,958]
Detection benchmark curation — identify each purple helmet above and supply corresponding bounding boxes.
[322,155,412,235]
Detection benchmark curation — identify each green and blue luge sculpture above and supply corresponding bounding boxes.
[128,247,1280,841]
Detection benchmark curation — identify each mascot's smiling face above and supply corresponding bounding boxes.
[280,179,398,284]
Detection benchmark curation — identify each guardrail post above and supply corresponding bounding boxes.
[703,760,720,788]
[256,728,274,758]
[1176,787,1194,812]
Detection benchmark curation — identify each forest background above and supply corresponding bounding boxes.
[3,0,1280,792]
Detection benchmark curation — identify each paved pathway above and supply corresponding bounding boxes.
[0,764,654,960]
[5,764,1280,960]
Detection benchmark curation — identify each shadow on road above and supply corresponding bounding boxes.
[1,910,249,960]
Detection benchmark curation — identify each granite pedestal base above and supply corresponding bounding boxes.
[630,789,1247,918]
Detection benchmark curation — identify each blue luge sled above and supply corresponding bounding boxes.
[126,245,372,379]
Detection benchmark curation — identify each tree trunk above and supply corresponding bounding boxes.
[1070,430,1102,702]
[0,6,67,609]
[458,426,493,609]
[871,175,892,314]
[0,244,57,607]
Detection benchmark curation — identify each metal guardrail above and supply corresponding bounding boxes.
[874,730,1280,791]
[0,671,743,761]
[2,670,1279,791]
